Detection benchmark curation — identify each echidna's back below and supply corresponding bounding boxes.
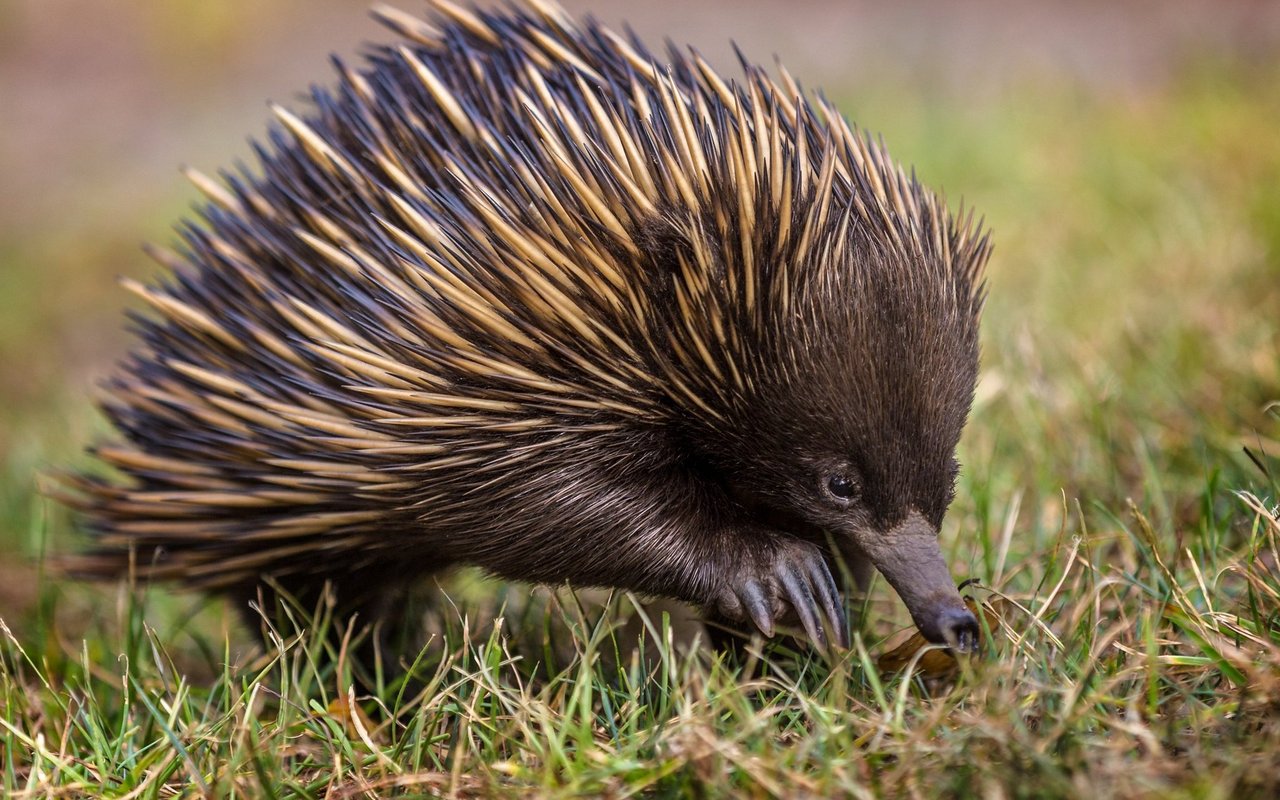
[57,4,656,588]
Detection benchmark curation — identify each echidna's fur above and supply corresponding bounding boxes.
[63,0,990,651]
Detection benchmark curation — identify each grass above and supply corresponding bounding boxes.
[2,59,1280,797]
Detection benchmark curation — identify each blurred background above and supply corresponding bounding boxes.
[1,1,1278,631]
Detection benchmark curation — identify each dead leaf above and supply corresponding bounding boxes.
[326,694,381,743]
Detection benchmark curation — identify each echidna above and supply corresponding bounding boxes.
[61,0,990,652]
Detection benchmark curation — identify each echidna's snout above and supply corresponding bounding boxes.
[926,605,980,653]
[853,511,978,652]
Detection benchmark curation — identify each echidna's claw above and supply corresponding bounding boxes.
[716,537,846,651]
[809,553,849,649]
[778,560,826,648]
[740,579,775,638]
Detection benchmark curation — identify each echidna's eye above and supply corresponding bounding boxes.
[826,474,857,501]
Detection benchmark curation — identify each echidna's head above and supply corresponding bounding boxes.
[616,62,989,646]
[694,236,985,648]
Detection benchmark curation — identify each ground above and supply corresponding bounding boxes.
[1,1,1279,797]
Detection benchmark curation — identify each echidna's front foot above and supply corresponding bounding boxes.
[715,538,848,649]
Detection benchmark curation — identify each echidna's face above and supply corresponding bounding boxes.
[721,247,983,647]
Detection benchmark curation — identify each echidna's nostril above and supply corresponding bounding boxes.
[937,606,980,653]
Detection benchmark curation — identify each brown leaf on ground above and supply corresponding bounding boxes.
[326,694,382,744]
